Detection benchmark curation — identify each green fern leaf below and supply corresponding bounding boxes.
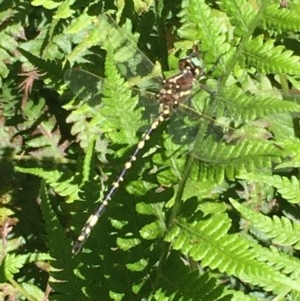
[239,173,300,204]
[166,215,300,294]
[244,35,300,74]
[179,0,230,59]
[263,4,300,32]
[39,181,89,299]
[3,252,51,279]
[2,252,51,301]
[64,78,108,154]
[99,47,145,149]
[192,139,284,181]
[219,0,258,36]
[275,176,300,203]
[252,244,300,279]
[231,198,300,249]
[16,167,79,202]
[150,253,227,301]
[210,87,300,123]
[39,181,72,255]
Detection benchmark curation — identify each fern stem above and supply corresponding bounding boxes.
[8,276,39,301]
[154,0,169,71]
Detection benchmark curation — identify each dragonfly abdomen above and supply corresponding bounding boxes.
[72,114,167,254]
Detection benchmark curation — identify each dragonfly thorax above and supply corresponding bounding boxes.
[158,55,202,117]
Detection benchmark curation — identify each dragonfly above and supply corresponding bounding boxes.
[66,14,210,254]
[66,15,300,255]
[68,47,204,254]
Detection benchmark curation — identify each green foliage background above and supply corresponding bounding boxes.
[2,0,300,300]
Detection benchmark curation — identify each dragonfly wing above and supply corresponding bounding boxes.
[128,79,300,167]
[98,15,155,79]
[64,68,104,106]
[183,84,300,181]
[187,84,300,129]
[66,14,156,84]
[65,66,161,117]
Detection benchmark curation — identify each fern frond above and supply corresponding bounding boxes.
[16,167,80,202]
[99,47,145,149]
[214,88,300,122]
[39,181,71,256]
[252,244,300,279]
[64,79,107,153]
[239,173,300,204]
[263,4,300,33]
[4,253,51,280]
[19,98,67,159]
[3,253,51,301]
[219,0,259,36]
[39,181,88,299]
[244,35,300,74]
[179,0,230,60]
[192,139,284,181]
[64,13,102,65]
[166,215,300,294]
[190,86,300,135]
[231,198,300,249]
[149,253,227,301]
[276,176,300,203]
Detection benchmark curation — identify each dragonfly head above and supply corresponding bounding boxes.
[178,46,204,79]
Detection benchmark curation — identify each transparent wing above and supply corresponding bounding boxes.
[179,82,300,181]
[65,66,300,147]
[95,14,155,80]
[64,13,162,124]
[65,14,158,83]
[63,64,161,158]
[64,67,160,115]
[163,82,300,154]
[64,68,104,106]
